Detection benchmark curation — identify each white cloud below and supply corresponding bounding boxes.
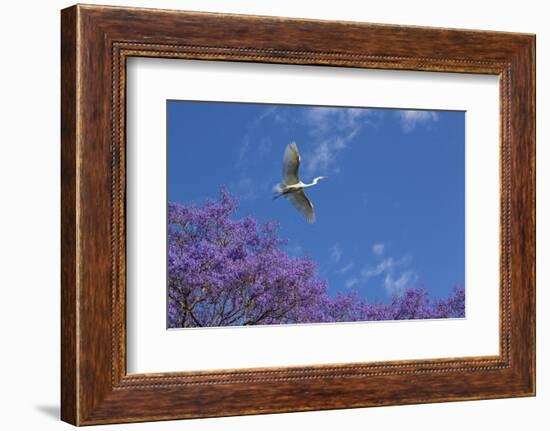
[307,141,331,174]
[304,107,367,133]
[354,253,416,294]
[236,136,251,168]
[237,107,279,165]
[234,107,280,199]
[345,277,359,289]
[372,243,385,256]
[302,107,374,175]
[257,106,277,121]
[229,175,257,202]
[287,243,304,256]
[330,243,343,264]
[338,262,354,274]
[257,137,272,159]
[383,271,417,294]
[398,110,439,133]
[360,257,397,280]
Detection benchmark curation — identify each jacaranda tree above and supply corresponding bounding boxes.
[167,190,465,328]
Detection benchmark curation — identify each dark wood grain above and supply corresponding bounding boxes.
[61,4,535,425]
[60,6,78,425]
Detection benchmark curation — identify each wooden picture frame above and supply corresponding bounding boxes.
[61,4,535,425]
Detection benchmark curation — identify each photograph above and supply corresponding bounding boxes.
[167,101,466,328]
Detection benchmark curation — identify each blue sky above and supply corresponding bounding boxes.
[167,101,465,303]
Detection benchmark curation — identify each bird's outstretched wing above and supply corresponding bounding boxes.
[286,190,316,224]
[282,142,301,186]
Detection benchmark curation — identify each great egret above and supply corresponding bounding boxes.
[273,142,327,223]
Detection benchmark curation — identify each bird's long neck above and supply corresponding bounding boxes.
[304,177,321,187]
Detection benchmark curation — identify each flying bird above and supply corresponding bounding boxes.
[273,142,327,223]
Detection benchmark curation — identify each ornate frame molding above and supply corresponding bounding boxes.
[61,5,535,425]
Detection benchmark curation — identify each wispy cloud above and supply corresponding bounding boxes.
[345,277,359,289]
[330,243,343,264]
[362,254,415,294]
[236,107,278,169]
[338,262,354,274]
[228,175,257,202]
[360,257,402,280]
[236,136,251,169]
[383,271,417,294]
[343,249,416,295]
[304,107,366,135]
[372,242,385,256]
[287,242,304,257]
[397,110,439,133]
[257,106,277,122]
[301,107,375,175]
[233,107,280,201]
[257,137,273,159]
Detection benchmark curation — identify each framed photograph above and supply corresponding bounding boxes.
[61,4,535,425]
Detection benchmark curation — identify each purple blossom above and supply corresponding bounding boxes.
[168,189,465,328]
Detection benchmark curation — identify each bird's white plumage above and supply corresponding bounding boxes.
[275,142,327,224]
[282,142,301,186]
[286,190,316,224]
